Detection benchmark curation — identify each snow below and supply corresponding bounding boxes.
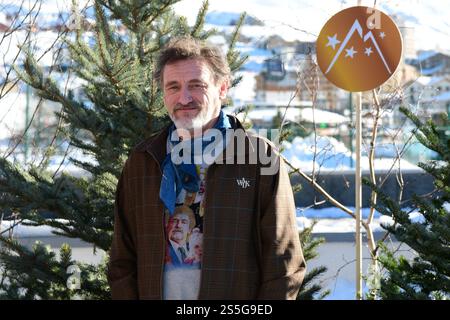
[0,139,95,178]
[206,35,227,47]
[45,155,94,178]
[0,30,63,67]
[414,75,450,87]
[224,106,348,125]
[415,76,433,86]
[227,71,257,104]
[0,90,44,140]
[299,207,381,219]
[0,219,69,238]
[297,108,348,125]
[428,76,450,86]
[300,214,378,234]
[296,206,425,233]
[281,133,420,172]
[444,202,450,212]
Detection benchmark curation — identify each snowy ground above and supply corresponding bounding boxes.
[297,206,425,233]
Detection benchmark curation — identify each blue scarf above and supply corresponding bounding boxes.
[159,111,231,214]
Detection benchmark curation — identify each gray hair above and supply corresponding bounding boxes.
[154,36,231,87]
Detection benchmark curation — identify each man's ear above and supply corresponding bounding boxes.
[218,78,229,100]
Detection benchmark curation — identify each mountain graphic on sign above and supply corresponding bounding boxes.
[325,19,391,75]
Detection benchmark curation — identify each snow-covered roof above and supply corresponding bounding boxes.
[413,76,431,86]
[428,76,450,86]
[299,108,348,125]
[224,106,348,125]
[207,35,227,46]
[417,50,440,62]
[236,43,272,58]
[0,12,7,25]
[241,60,263,72]
[410,75,450,87]
[421,64,445,76]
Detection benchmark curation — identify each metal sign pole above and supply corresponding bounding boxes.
[355,92,363,300]
[355,0,363,300]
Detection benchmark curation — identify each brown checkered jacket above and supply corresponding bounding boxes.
[107,116,306,299]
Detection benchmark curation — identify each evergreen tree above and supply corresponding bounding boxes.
[0,0,242,299]
[297,221,330,300]
[0,0,327,299]
[366,107,450,300]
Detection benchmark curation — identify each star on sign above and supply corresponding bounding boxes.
[326,34,341,50]
[364,47,373,56]
[380,32,386,39]
[345,47,357,58]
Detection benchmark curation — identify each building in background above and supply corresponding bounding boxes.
[409,51,450,76]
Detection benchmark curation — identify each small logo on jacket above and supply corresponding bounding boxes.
[236,177,250,189]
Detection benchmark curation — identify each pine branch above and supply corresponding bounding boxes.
[190,0,208,38]
[226,12,248,74]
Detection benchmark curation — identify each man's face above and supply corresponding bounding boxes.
[167,213,190,244]
[162,58,228,133]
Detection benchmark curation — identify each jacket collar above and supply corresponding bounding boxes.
[138,114,255,166]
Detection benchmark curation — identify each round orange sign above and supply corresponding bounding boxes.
[316,6,402,92]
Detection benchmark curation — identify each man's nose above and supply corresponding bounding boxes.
[178,87,193,105]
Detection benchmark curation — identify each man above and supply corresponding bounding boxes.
[163,206,201,300]
[108,36,306,300]
[165,206,195,266]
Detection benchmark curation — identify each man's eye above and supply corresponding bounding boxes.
[191,83,205,89]
[167,86,179,91]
